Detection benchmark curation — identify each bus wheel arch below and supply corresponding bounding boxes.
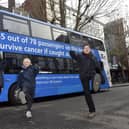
[92,73,101,93]
[8,82,20,105]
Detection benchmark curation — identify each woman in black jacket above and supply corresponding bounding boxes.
[17,58,39,119]
[69,43,101,118]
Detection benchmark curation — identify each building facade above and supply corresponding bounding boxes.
[104,19,128,68]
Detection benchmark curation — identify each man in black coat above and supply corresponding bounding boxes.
[17,58,39,118]
[69,43,101,118]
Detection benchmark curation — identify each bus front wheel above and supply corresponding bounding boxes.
[92,73,101,93]
[8,83,20,105]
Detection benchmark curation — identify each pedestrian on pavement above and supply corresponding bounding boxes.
[69,42,102,118]
[17,58,39,119]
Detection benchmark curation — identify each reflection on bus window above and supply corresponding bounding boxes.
[3,53,75,74]
[31,21,52,40]
[73,60,79,73]
[3,15,30,35]
[3,53,25,73]
[82,36,105,51]
[94,40,105,51]
[52,28,69,43]
[56,34,69,43]
[82,36,95,49]
[70,32,82,46]
[65,59,73,73]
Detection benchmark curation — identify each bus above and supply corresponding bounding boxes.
[0,10,111,104]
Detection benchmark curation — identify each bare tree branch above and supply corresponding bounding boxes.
[49,0,58,23]
[70,0,122,31]
[22,0,47,21]
[74,0,82,30]
[59,0,66,27]
[22,0,122,31]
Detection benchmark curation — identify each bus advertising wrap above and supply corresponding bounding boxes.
[0,74,83,101]
[0,32,82,58]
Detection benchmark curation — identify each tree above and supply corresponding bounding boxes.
[59,0,66,27]
[22,0,47,21]
[22,0,66,26]
[104,18,128,69]
[22,0,122,30]
[69,0,122,31]
[22,0,32,12]
[49,0,66,26]
[8,0,15,11]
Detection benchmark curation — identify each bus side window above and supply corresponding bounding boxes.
[3,15,30,36]
[65,59,73,73]
[3,53,25,73]
[27,56,57,73]
[31,21,52,40]
[47,58,57,73]
[56,58,64,73]
[0,14,3,31]
[52,28,69,43]
[82,36,95,49]
[70,32,82,46]
[94,40,105,51]
[36,57,50,72]
[56,35,69,43]
[73,60,79,73]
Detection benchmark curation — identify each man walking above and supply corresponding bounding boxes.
[69,42,101,118]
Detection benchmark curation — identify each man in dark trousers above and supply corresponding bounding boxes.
[69,42,101,118]
[17,58,39,119]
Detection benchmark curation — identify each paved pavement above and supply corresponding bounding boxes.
[0,86,129,129]
[112,83,129,87]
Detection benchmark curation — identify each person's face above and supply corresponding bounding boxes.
[23,58,32,68]
[83,45,91,54]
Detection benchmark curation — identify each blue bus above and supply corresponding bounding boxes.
[0,10,111,104]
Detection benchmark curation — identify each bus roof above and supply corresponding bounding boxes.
[0,10,103,42]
